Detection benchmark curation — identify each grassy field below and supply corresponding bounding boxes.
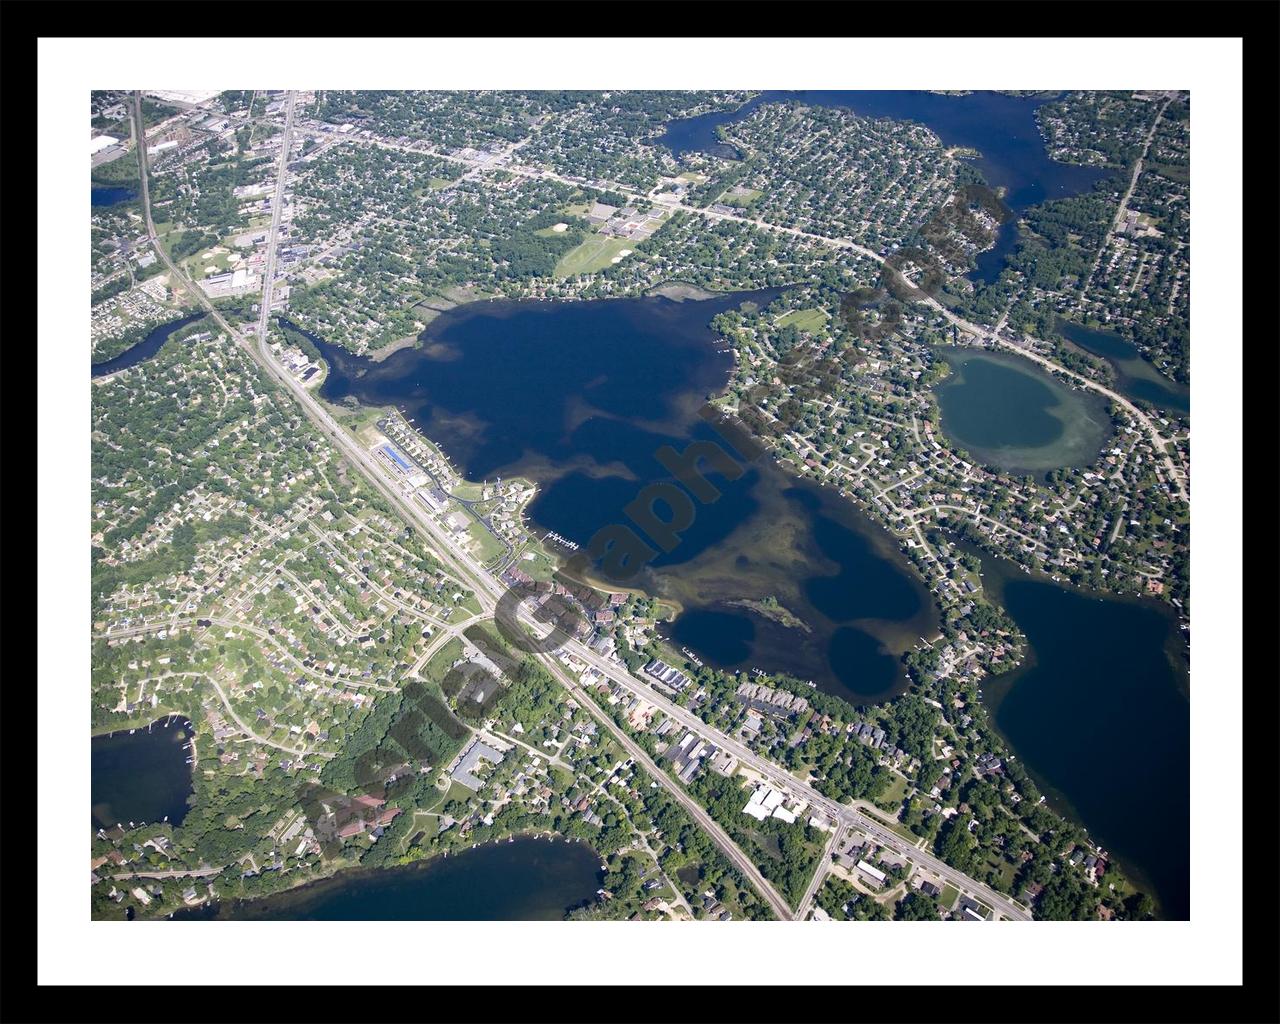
[720,187,763,207]
[652,599,680,622]
[515,544,559,582]
[554,234,635,277]
[468,519,506,565]
[183,246,237,279]
[334,402,395,439]
[874,773,910,811]
[422,637,466,687]
[776,307,828,334]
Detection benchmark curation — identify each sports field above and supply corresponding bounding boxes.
[553,234,635,277]
[775,307,828,333]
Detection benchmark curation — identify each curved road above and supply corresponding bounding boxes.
[134,91,794,922]
[134,92,1028,921]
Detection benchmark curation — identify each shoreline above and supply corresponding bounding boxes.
[644,280,722,302]
[365,332,423,362]
[163,829,602,921]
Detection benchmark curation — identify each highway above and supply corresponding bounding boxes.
[133,91,794,922]
[334,121,1188,507]
[133,92,1028,921]
[1086,96,1174,292]
[563,642,1032,921]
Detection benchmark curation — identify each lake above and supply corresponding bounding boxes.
[659,91,1114,284]
[92,185,138,207]
[91,314,206,378]
[302,291,939,705]
[92,716,195,829]
[173,836,603,920]
[931,345,1114,476]
[656,476,936,702]
[967,543,1190,920]
[1055,318,1190,415]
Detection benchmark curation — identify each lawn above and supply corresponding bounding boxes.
[938,882,960,909]
[978,852,1019,893]
[451,596,481,622]
[775,307,828,334]
[515,544,559,582]
[338,403,396,439]
[422,637,465,687]
[720,187,763,207]
[873,773,910,812]
[554,233,636,277]
[450,481,485,501]
[468,519,506,565]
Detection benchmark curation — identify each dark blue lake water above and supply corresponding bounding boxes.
[92,186,138,207]
[968,544,1190,920]
[659,91,1115,284]
[302,293,938,705]
[1054,318,1190,415]
[91,314,206,378]
[92,717,195,829]
[174,836,603,920]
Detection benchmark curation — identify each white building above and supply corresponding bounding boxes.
[90,135,119,155]
[145,89,220,106]
[855,860,887,885]
[743,785,797,823]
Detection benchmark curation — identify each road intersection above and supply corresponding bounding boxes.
[133,91,1032,921]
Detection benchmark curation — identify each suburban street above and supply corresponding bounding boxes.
[132,90,1033,922]
[318,118,1189,507]
[795,823,842,919]
[133,91,795,923]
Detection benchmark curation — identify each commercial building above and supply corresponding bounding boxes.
[855,860,887,885]
[742,784,799,824]
[450,738,506,792]
[199,266,259,298]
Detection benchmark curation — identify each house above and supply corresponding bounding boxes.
[337,819,364,839]
[644,657,692,691]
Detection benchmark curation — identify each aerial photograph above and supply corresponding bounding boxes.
[89,86,1192,926]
